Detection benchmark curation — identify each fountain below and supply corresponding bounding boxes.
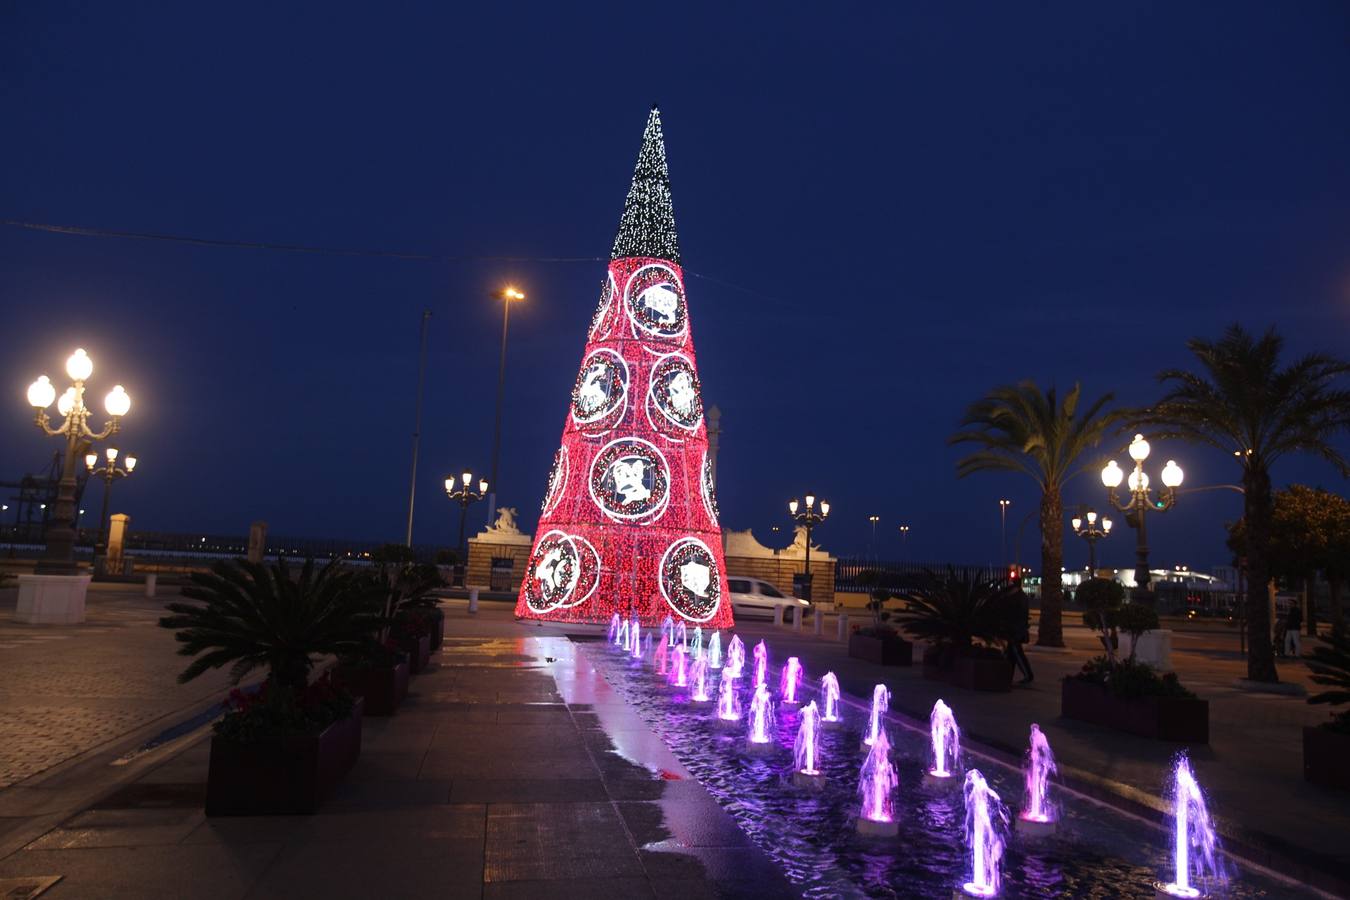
[861,684,890,751]
[654,638,669,676]
[662,614,675,647]
[708,631,723,669]
[753,640,768,688]
[780,657,803,705]
[607,613,620,644]
[746,681,775,753]
[674,619,687,650]
[643,631,653,656]
[630,619,643,661]
[690,658,711,702]
[618,617,631,652]
[727,635,746,678]
[691,626,704,659]
[855,728,899,836]
[1016,724,1057,838]
[960,769,1008,898]
[1155,755,1224,899]
[821,672,842,726]
[925,699,962,785]
[672,646,688,687]
[716,669,741,726]
[792,701,825,789]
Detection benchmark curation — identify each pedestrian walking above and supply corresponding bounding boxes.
[1007,587,1034,684]
[1285,602,1303,658]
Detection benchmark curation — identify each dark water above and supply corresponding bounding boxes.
[584,643,1300,899]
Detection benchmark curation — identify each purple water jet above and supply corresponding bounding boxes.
[862,684,890,749]
[927,699,961,781]
[1017,724,1057,836]
[691,657,711,702]
[618,617,631,652]
[630,619,643,660]
[821,672,842,723]
[708,631,723,669]
[643,631,653,656]
[793,701,825,788]
[753,640,768,688]
[661,614,675,647]
[855,729,898,836]
[691,626,703,659]
[961,769,1008,897]
[654,638,669,676]
[780,657,803,704]
[746,681,775,750]
[1155,755,1224,899]
[726,635,745,678]
[672,646,688,687]
[716,669,741,724]
[674,619,687,649]
[608,613,620,644]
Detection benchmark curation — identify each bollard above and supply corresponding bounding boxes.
[814,610,824,637]
[792,605,803,632]
[468,587,480,614]
[836,613,849,642]
[144,573,157,598]
[773,604,785,627]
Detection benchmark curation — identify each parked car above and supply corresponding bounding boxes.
[728,577,810,620]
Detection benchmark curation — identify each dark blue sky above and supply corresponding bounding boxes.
[3,2,1348,571]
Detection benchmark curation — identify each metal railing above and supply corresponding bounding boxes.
[834,558,1008,594]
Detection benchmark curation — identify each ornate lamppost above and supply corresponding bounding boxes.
[445,470,488,577]
[788,493,829,603]
[1070,509,1111,574]
[898,524,910,557]
[26,349,131,573]
[1101,434,1184,604]
[85,447,138,562]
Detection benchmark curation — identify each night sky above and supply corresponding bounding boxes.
[3,3,1348,571]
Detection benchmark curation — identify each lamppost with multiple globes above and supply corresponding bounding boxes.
[867,514,879,556]
[788,493,829,603]
[898,524,910,557]
[26,349,132,573]
[85,447,138,560]
[487,286,525,528]
[1070,508,1111,574]
[445,470,489,571]
[998,498,1012,569]
[1101,433,1184,604]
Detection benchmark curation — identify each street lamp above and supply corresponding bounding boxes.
[998,499,1011,568]
[26,349,131,572]
[445,471,489,580]
[86,447,138,563]
[867,514,879,556]
[1102,433,1184,604]
[1070,508,1111,574]
[487,285,526,529]
[898,524,910,557]
[788,493,829,603]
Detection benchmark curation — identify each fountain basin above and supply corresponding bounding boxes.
[859,738,894,754]
[955,884,999,898]
[822,717,844,729]
[1154,882,1206,899]
[923,771,960,789]
[855,816,899,837]
[1015,814,1057,839]
[690,697,712,705]
[745,740,776,756]
[792,770,826,790]
[714,716,742,730]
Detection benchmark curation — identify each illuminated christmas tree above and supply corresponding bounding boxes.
[515,107,732,628]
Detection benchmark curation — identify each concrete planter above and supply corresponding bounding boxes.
[428,609,446,652]
[1303,726,1350,790]
[205,699,363,816]
[1061,678,1208,743]
[335,661,409,716]
[952,655,1013,692]
[848,632,913,666]
[399,633,432,674]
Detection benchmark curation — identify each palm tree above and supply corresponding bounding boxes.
[1134,324,1350,682]
[160,557,382,691]
[950,382,1121,647]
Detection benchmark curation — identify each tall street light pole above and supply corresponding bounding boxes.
[898,524,910,558]
[445,470,488,586]
[26,349,131,573]
[1070,508,1111,574]
[868,515,879,557]
[1101,433,1185,605]
[788,493,830,603]
[998,499,1011,570]
[487,286,525,530]
[84,447,137,564]
[405,309,432,547]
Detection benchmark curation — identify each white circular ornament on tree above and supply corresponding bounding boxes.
[659,536,723,623]
[571,348,629,436]
[540,445,569,517]
[625,263,688,343]
[645,352,703,437]
[588,436,671,523]
[587,272,620,340]
[523,529,601,613]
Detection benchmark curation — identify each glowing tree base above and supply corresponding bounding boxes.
[1015,813,1057,839]
[855,816,899,837]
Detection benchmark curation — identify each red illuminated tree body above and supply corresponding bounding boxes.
[515,108,732,628]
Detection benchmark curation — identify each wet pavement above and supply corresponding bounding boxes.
[0,616,798,898]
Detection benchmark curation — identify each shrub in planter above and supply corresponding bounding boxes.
[1062,655,1208,742]
[159,558,380,815]
[391,610,434,673]
[894,567,1019,680]
[847,574,913,666]
[1305,631,1350,789]
[335,641,410,716]
[952,645,1013,692]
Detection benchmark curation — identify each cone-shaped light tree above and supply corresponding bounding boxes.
[515,108,733,628]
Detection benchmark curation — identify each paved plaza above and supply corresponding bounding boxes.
[0,587,1347,897]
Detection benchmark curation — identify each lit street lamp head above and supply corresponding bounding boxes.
[27,375,55,409]
[66,348,93,382]
[105,385,131,417]
[1160,459,1184,488]
[788,499,798,515]
[85,453,98,469]
[1101,459,1124,488]
[1128,433,1150,462]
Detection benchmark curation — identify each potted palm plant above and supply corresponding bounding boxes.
[159,557,379,815]
[1305,631,1350,789]
[847,571,913,666]
[892,567,1019,691]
